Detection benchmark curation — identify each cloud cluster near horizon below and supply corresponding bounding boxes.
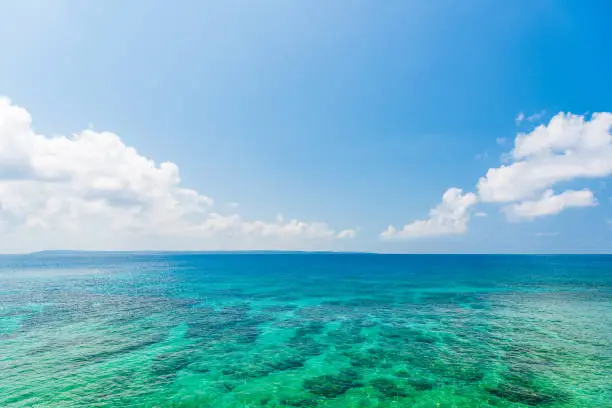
[380,188,477,239]
[383,112,612,239]
[2,96,609,248]
[0,98,355,250]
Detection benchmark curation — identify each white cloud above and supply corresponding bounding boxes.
[185,212,355,240]
[383,112,612,240]
[526,110,545,122]
[0,97,354,250]
[478,112,612,204]
[381,188,477,239]
[474,212,488,217]
[495,137,507,146]
[515,111,545,125]
[503,189,597,220]
[336,229,357,239]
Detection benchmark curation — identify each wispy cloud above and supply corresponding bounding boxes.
[515,112,525,125]
[474,151,489,161]
[516,110,546,125]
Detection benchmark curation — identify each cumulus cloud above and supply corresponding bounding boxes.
[383,111,612,240]
[478,112,612,205]
[381,188,477,239]
[0,97,354,250]
[503,189,597,220]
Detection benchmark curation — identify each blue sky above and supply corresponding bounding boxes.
[0,0,611,252]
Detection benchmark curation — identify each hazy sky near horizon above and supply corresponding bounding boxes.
[0,0,611,252]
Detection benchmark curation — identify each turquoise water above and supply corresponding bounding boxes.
[1,253,611,407]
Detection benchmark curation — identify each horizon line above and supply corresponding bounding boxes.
[2,249,612,256]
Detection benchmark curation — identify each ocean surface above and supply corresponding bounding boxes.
[0,253,611,408]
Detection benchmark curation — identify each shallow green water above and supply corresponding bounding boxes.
[1,254,611,407]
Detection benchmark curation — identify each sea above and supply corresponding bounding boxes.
[0,253,611,407]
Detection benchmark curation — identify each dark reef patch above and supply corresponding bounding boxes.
[345,348,395,369]
[151,351,193,378]
[279,398,318,407]
[303,369,363,398]
[406,378,435,391]
[294,321,326,337]
[370,377,408,398]
[486,372,569,406]
[288,336,324,357]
